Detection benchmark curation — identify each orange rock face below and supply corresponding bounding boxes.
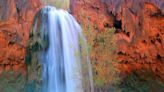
[0,0,42,74]
[113,2,164,81]
[71,0,164,82]
[0,0,163,87]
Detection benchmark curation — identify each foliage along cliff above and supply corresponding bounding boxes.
[70,0,164,91]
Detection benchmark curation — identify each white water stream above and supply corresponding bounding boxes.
[39,6,93,92]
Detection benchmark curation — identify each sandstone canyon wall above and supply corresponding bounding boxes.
[70,0,164,86]
[0,0,42,74]
[0,0,164,90]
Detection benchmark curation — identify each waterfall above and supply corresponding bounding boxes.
[31,6,93,92]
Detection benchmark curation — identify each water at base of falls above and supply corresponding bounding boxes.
[35,6,93,92]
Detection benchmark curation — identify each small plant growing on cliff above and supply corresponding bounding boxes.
[81,19,120,91]
[0,71,26,92]
[92,28,120,89]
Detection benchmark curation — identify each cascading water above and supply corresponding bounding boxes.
[31,6,93,92]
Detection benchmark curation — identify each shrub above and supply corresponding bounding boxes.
[119,69,164,92]
[0,71,26,92]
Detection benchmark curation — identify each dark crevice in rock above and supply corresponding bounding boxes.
[114,19,122,30]
[157,54,162,60]
[8,41,15,46]
[103,22,110,28]
[156,34,162,43]
[95,71,98,75]
[117,51,126,55]
[16,5,20,14]
[157,38,162,43]
[126,32,130,37]
[151,11,164,17]
[151,39,155,44]
[142,40,147,44]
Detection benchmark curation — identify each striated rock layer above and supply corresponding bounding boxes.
[71,0,164,82]
[0,0,42,74]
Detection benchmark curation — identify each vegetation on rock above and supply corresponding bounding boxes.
[81,17,120,91]
[119,69,164,92]
[0,71,25,92]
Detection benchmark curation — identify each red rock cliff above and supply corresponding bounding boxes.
[0,0,164,85]
[71,0,164,81]
[0,0,42,74]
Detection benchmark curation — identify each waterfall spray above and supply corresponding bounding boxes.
[30,6,93,92]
